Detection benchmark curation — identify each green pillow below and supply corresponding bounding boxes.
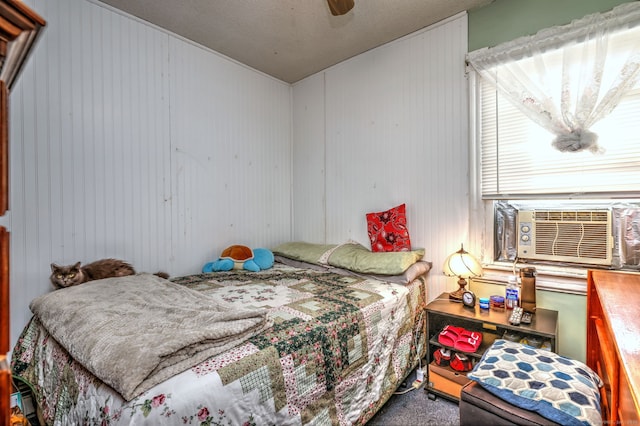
[272,242,337,265]
[328,243,424,275]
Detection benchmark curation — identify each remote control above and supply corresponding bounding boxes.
[521,312,533,325]
[509,306,523,325]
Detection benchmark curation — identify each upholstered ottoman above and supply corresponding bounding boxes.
[461,381,561,425]
[460,339,603,426]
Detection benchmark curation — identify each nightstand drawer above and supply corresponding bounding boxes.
[428,362,471,399]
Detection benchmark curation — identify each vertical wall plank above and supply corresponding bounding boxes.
[292,74,326,243]
[0,82,7,215]
[0,228,8,353]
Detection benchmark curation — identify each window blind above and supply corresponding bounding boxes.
[480,83,640,199]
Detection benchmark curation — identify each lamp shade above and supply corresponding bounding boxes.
[443,244,483,279]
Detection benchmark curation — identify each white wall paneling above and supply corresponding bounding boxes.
[9,0,471,350]
[293,13,471,300]
[8,0,292,346]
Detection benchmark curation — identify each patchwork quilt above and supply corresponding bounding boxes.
[11,263,427,425]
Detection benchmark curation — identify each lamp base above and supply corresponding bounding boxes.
[449,277,468,301]
[449,288,464,301]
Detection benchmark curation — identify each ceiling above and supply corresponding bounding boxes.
[98,0,493,83]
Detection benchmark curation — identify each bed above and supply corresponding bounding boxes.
[11,241,431,425]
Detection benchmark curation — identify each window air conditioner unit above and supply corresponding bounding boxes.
[517,210,612,265]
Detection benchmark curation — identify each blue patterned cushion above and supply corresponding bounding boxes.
[468,339,603,426]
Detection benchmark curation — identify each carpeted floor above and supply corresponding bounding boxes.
[367,367,460,426]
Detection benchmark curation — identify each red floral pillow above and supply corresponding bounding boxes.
[366,203,412,252]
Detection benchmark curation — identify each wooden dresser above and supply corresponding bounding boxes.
[587,269,640,424]
[0,1,45,424]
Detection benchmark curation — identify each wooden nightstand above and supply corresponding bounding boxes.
[425,293,558,401]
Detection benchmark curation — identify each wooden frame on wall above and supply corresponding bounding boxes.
[0,0,46,90]
[0,227,8,422]
[0,0,46,216]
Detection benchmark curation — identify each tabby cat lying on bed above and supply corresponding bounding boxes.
[50,259,169,289]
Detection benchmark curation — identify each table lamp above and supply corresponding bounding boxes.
[443,243,483,301]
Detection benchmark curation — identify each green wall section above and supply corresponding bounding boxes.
[469,282,587,362]
[468,0,634,51]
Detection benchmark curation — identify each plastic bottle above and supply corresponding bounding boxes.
[506,275,519,309]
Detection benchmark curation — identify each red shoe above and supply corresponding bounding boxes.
[454,330,483,353]
[437,325,465,347]
[450,353,473,372]
[433,348,452,367]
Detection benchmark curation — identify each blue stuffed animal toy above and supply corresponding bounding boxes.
[202,245,274,273]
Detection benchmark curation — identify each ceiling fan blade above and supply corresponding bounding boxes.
[327,0,355,16]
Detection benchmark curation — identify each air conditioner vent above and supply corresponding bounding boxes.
[517,210,612,265]
[533,210,610,222]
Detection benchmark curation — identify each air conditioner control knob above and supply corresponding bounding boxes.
[521,235,530,242]
[521,226,530,233]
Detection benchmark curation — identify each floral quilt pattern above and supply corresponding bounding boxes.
[12,263,427,425]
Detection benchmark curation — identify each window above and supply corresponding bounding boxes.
[471,3,640,199]
[467,3,640,287]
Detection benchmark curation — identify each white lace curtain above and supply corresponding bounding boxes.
[466,2,640,154]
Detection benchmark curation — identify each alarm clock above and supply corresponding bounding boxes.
[462,290,476,308]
